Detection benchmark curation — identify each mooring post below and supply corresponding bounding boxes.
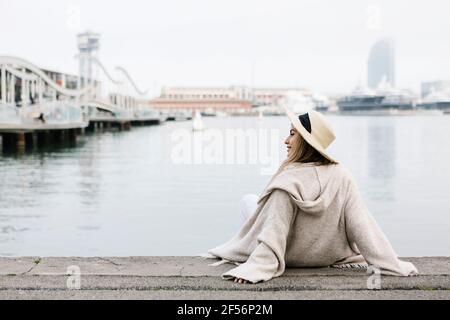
[69,129,78,142]
[25,132,35,149]
[58,130,66,143]
[1,133,10,149]
[76,127,85,135]
[44,130,52,145]
[31,132,38,148]
[16,132,26,149]
[37,131,47,146]
[50,131,58,145]
[87,122,93,132]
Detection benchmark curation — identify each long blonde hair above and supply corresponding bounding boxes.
[273,130,337,178]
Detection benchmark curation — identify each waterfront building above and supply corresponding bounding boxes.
[148,86,252,113]
[148,86,311,113]
[252,87,311,107]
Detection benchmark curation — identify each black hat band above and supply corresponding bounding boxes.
[298,113,312,133]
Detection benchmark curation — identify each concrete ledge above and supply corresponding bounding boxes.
[0,256,449,300]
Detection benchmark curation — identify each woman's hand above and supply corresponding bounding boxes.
[233,277,250,284]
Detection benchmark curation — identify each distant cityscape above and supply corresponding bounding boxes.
[2,32,450,119]
[149,37,450,116]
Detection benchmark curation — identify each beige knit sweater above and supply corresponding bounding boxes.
[205,162,418,283]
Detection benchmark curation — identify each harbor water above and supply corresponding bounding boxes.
[0,115,449,257]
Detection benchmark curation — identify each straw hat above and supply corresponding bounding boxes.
[283,106,337,163]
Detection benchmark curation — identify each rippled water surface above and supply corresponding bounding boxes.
[1,115,449,256]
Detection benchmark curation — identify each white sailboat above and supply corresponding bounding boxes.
[192,111,204,131]
[258,109,263,120]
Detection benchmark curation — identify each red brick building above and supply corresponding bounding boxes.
[148,86,311,113]
[148,86,253,113]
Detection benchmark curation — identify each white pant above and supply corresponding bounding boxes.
[239,194,259,226]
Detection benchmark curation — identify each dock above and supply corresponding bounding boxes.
[0,256,448,299]
[0,56,190,151]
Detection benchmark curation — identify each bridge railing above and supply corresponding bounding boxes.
[0,56,94,126]
[1,55,162,125]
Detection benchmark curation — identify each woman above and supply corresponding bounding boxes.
[202,107,418,284]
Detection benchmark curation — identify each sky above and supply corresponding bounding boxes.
[1,0,449,96]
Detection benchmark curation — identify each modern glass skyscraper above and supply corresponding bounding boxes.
[367,38,395,89]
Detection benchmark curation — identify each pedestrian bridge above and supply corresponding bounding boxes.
[0,55,162,133]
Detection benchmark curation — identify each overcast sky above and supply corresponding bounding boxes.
[1,0,449,96]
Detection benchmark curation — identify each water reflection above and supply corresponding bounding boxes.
[77,135,102,209]
[0,116,449,256]
[367,120,396,202]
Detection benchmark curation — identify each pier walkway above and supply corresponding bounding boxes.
[0,256,448,299]
[0,55,169,150]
